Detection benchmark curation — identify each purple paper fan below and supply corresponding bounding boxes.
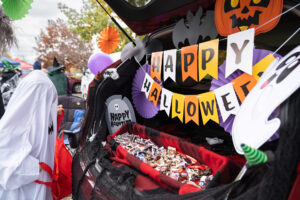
[210,49,282,141]
[132,64,161,118]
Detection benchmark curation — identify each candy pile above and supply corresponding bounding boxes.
[114,132,213,189]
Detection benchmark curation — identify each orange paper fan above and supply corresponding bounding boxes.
[98,26,120,54]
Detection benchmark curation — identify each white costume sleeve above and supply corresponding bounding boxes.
[0,71,57,191]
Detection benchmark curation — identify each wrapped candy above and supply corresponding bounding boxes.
[114,132,213,189]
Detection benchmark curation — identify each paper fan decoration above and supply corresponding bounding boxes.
[132,64,162,119]
[1,0,34,20]
[98,26,120,54]
[210,49,282,141]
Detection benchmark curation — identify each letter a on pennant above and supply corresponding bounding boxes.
[141,73,154,98]
[199,91,219,125]
[226,28,254,78]
[160,88,173,116]
[181,45,198,82]
[232,73,257,102]
[151,51,163,81]
[214,83,240,122]
[198,39,219,81]
[148,81,162,107]
[185,95,199,125]
[163,49,177,82]
[172,93,185,123]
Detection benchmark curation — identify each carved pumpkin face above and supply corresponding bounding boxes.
[215,0,283,36]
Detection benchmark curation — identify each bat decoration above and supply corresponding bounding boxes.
[121,37,163,62]
[172,7,218,49]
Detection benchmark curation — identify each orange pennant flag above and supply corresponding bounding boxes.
[198,39,219,81]
[150,51,163,81]
[148,81,162,107]
[199,91,219,125]
[232,73,257,102]
[252,54,275,81]
[172,93,185,123]
[181,45,198,82]
[185,95,199,125]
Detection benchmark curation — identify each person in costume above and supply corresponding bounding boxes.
[33,60,42,70]
[0,7,16,120]
[47,57,71,96]
[0,70,58,200]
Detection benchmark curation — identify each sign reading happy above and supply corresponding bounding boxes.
[105,95,136,135]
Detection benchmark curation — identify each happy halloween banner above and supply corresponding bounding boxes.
[150,28,255,82]
[142,52,276,125]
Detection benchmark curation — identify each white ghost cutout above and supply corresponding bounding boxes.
[232,46,300,154]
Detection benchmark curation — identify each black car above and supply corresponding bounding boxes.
[72,1,300,200]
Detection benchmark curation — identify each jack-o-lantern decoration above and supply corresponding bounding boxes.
[215,0,283,36]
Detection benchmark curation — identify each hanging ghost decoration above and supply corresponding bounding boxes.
[232,46,300,154]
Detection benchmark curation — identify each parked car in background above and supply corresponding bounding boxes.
[81,68,94,100]
[66,72,82,93]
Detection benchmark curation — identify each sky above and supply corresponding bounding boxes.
[8,0,83,64]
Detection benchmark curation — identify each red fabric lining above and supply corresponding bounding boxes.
[148,135,164,147]
[178,184,202,195]
[111,123,130,138]
[198,147,228,175]
[109,146,131,166]
[288,162,300,200]
[111,161,124,167]
[134,131,151,140]
[135,175,159,191]
[132,123,147,138]
[179,139,205,165]
[158,172,183,191]
[140,162,161,184]
[108,123,240,194]
[227,155,246,168]
[160,133,182,152]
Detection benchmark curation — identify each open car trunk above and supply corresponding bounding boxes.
[71,55,298,200]
[71,0,300,199]
[71,58,243,200]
